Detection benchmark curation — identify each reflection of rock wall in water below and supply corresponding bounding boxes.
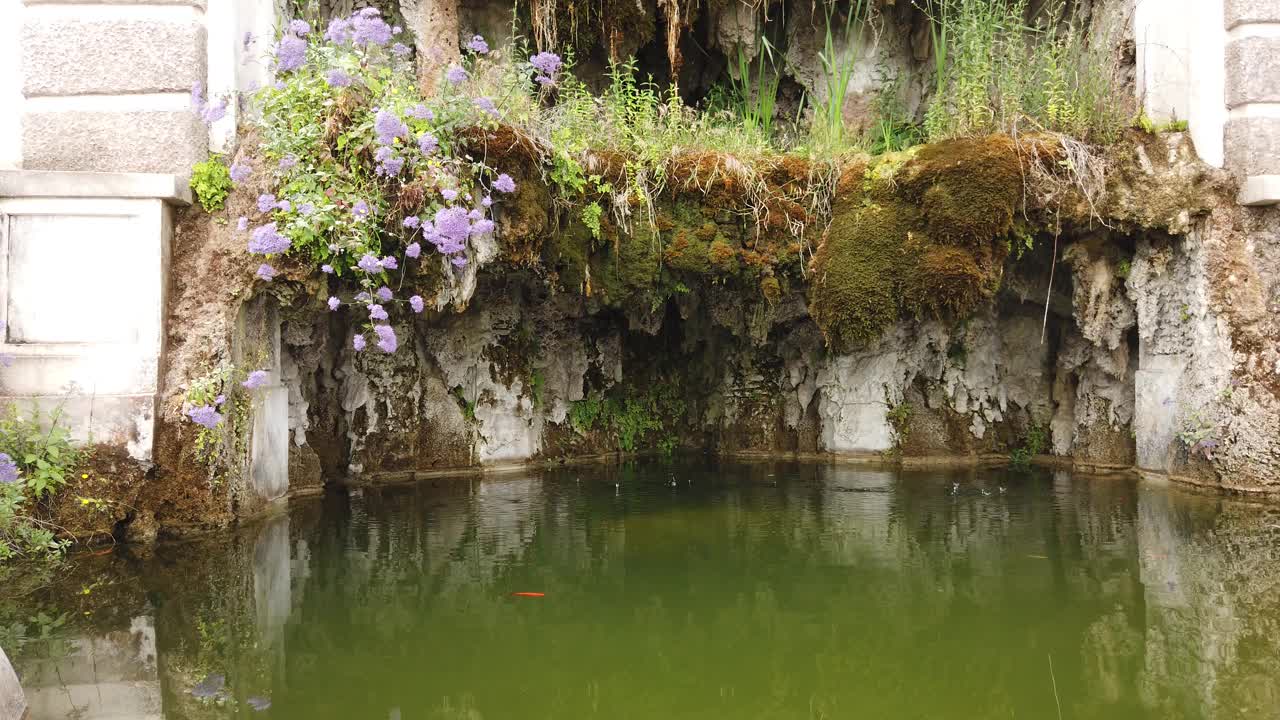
[1137,486,1280,718]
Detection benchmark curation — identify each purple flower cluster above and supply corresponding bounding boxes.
[229,161,252,183]
[288,19,310,36]
[467,35,490,54]
[474,96,499,118]
[187,405,223,429]
[352,199,371,220]
[353,334,367,351]
[190,82,228,125]
[374,325,397,353]
[352,8,393,47]
[324,7,393,48]
[237,216,249,232]
[376,286,393,301]
[248,222,291,255]
[326,69,353,88]
[445,65,468,84]
[276,34,308,72]
[410,295,425,313]
[256,264,278,281]
[369,304,388,321]
[409,104,434,120]
[530,52,562,85]
[279,154,298,171]
[0,453,18,484]
[374,109,408,145]
[356,253,384,273]
[494,173,517,193]
[328,296,341,311]
[242,370,269,389]
[418,133,439,155]
[391,43,411,57]
[375,146,405,177]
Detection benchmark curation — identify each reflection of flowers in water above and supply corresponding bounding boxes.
[247,696,272,711]
[189,673,226,700]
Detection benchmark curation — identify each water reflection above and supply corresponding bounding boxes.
[8,460,1280,719]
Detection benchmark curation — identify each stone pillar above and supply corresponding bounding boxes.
[401,0,461,96]
[16,0,209,177]
[1225,0,1280,204]
[0,171,189,463]
[0,645,25,720]
[1134,0,1227,168]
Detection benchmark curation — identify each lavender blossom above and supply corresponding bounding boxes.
[356,253,383,273]
[257,194,277,213]
[374,146,404,177]
[471,218,495,236]
[321,264,334,274]
[432,206,471,254]
[374,324,398,353]
[374,109,408,145]
[381,256,398,270]
[299,202,315,216]
[402,216,421,229]
[481,195,493,208]
[230,161,252,183]
[279,154,298,171]
[326,68,353,87]
[353,334,366,351]
[494,173,517,193]
[0,453,19,484]
[445,65,467,84]
[351,11,392,46]
[441,188,458,201]
[376,286,393,302]
[256,263,278,281]
[529,50,560,80]
[409,104,434,120]
[451,255,468,267]
[406,242,421,258]
[328,296,340,311]
[473,96,499,118]
[242,370,269,389]
[410,295,425,313]
[276,199,291,212]
[248,223,291,254]
[237,216,249,232]
[187,405,223,429]
[203,98,228,124]
[276,34,308,72]
[466,35,490,54]
[352,199,371,220]
[391,43,411,57]
[325,17,352,44]
[288,19,310,36]
[418,133,438,155]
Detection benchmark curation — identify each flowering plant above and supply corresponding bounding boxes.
[233,8,525,355]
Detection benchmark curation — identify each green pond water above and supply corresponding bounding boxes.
[9,458,1280,719]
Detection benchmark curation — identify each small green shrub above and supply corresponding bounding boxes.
[190,157,233,213]
[886,402,914,453]
[0,403,84,561]
[1010,423,1047,467]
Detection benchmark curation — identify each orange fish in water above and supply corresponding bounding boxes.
[511,592,545,598]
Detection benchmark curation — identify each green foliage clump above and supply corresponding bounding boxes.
[0,404,84,561]
[568,384,686,453]
[810,135,1021,350]
[918,0,1129,144]
[886,402,914,454]
[190,157,233,213]
[183,362,255,483]
[1010,423,1047,466]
